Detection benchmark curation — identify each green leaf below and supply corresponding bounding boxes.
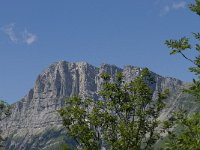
[165,37,191,55]
[170,50,179,55]
[193,32,200,40]
[189,0,200,16]
[195,44,200,51]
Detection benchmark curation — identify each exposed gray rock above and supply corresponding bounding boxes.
[0,61,185,150]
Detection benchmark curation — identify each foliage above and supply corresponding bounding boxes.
[162,111,200,150]
[189,0,200,15]
[0,100,11,121]
[163,1,200,149]
[165,0,200,102]
[59,68,171,150]
[60,144,70,150]
[0,100,11,148]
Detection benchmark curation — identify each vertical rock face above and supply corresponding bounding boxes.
[0,61,184,150]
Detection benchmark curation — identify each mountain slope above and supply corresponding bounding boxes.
[0,61,188,150]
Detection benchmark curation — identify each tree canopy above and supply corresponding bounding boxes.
[0,100,11,148]
[59,69,171,150]
[163,1,200,149]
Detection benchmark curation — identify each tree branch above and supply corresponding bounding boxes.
[179,51,200,68]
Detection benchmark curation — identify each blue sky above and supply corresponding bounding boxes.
[0,0,199,103]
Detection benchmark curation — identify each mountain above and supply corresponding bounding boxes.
[0,61,195,150]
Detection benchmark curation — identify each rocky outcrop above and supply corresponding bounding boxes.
[0,61,185,150]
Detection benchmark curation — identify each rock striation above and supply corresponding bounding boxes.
[0,61,186,149]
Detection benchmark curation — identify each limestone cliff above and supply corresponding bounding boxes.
[0,61,186,150]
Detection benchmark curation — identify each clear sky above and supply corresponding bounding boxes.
[0,0,199,103]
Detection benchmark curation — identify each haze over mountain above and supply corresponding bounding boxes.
[1,61,197,150]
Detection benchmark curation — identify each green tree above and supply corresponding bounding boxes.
[0,100,11,149]
[163,1,200,149]
[59,68,170,150]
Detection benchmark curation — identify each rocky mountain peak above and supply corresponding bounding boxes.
[31,61,98,100]
[1,61,185,150]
